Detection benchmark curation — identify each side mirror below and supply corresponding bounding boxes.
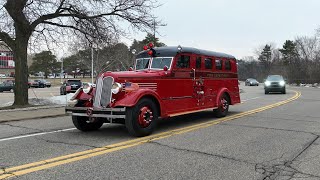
[163,66,168,71]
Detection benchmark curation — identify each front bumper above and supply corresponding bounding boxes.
[65,106,126,119]
[264,86,285,92]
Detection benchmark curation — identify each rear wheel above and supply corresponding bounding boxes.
[125,98,159,137]
[214,93,230,118]
[72,116,103,131]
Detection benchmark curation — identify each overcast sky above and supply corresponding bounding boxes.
[124,0,320,59]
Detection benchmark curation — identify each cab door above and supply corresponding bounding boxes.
[162,54,196,114]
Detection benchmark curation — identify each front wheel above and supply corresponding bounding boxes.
[125,98,159,137]
[72,116,103,131]
[265,90,269,94]
[214,93,230,118]
[282,88,286,94]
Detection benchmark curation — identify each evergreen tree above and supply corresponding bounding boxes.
[29,51,59,78]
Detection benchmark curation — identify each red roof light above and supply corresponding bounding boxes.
[147,50,153,56]
[143,46,148,50]
[148,43,154,49]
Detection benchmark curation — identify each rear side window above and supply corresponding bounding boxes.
[215,59,222,70]
[196,57,201,69]
[176,55,190,68]
[225,60,231,70]
[205,58,212,69]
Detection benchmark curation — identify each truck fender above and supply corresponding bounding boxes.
[215,88,232,106]
[111,89,166,116]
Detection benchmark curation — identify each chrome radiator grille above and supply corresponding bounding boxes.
[94,76,114,108]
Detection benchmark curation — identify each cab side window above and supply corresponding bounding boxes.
[196,57,201,69]
[205,58,212,69]
[176,55,190,68]
[215,59,222,70]
[225,60,231,70]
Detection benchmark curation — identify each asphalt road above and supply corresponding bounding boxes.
[1,85,320,180]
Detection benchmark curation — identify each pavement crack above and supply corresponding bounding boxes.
[147,141,255,165]
[1,123,43,132]
[220,123,319,136]
[245,114,320,124]
[257,136,320,180]
[35,137,101,149]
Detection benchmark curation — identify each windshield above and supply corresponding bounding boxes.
[67,80,82,86]
[267,75,283,81]
[135,57,173,70]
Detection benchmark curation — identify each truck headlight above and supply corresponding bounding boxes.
[111,82,122,94]
[279,81,285,86]
[83,86,92,94]
[265,81,271,86]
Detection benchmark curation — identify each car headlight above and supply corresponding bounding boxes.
[279,81,285,86]
[111,82,122,94]
[265,81,271,86]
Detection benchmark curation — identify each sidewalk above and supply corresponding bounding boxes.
[0,106,66,123]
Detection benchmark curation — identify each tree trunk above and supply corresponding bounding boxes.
[13,34,29,106]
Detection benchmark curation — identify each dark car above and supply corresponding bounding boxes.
[60,79,82,95]
[264,75,286,94]
[30,79,51,88]
[245,78,259,86]
[0,81,14,92]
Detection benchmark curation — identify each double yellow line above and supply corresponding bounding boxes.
[0,91,301,179]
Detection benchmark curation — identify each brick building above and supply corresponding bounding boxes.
[0,41,15,76]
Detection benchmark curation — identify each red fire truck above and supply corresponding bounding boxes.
[66,44,241,136]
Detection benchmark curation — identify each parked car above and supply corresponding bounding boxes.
[0,74,6,78]
[0,81,14,92]
[245,78,259,86]
[43,80,51,87]
[60,79,82,95]
[31,79,51,88]
[264,75,286,94]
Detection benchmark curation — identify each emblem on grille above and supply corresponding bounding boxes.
[86,108,93,116]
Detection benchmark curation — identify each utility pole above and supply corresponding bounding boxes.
[153,18,156,44]
[91,44,94,84]
[60,59,63,83]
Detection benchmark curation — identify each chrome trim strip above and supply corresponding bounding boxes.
[162,96,193,100]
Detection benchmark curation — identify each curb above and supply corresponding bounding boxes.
[0,105,65,113]
[0,113,67,123]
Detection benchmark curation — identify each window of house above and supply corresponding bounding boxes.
[205,58,212,69]
[196,57,201,69]
[215,59,222,70]
[225,60,231,70]
[176,55,190,68]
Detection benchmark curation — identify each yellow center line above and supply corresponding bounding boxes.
[0,91,301,179]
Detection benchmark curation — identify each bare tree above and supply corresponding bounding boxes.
[0,0,162,106]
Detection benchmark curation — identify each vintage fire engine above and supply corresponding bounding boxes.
[66,44,241,136]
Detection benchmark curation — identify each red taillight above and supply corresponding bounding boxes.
[148,43,154,49]
[148,50,153,56]
[143,46,148,50]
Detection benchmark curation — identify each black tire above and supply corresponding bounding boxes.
[282,88,286,94]
[214,93,230,118]
[265,90,269,94]
[125,98,159,137]
[72,116,103,131]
